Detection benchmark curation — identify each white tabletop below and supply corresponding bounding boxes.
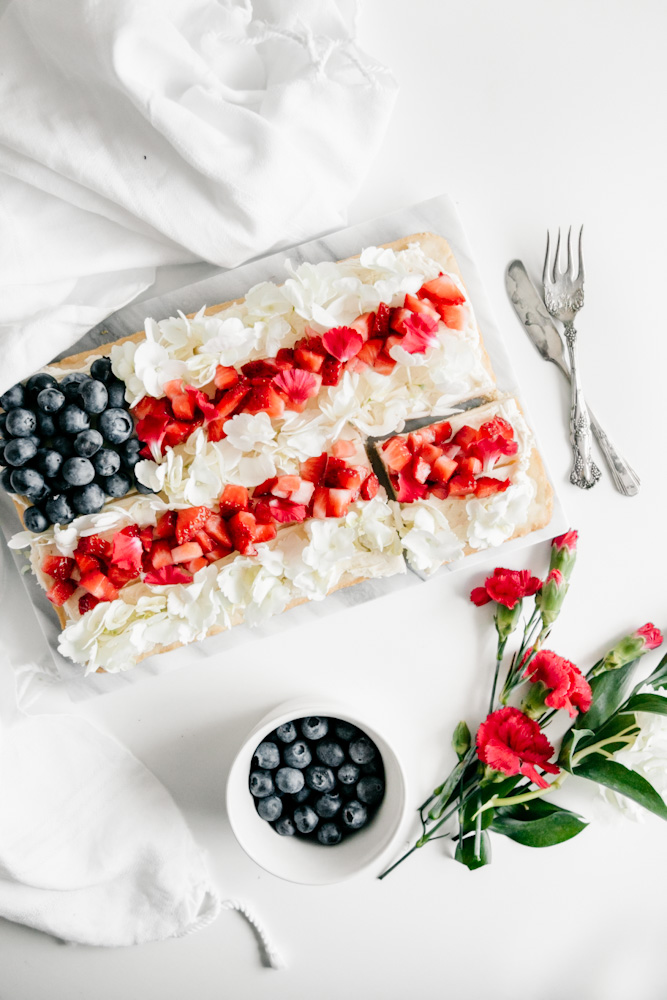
[3,1,667,998]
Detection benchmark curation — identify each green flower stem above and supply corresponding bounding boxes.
[490,636,508,712]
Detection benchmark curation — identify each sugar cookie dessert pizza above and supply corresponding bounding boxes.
[2,234,552,673]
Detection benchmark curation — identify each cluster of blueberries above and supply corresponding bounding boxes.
[249,716,385,846]
[0,357,149,532]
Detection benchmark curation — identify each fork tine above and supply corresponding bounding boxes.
[542,229,551,287]
[554,227,562,279]
[577,225,585,280]
[566,226,573,277]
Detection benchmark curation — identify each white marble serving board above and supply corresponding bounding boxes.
[1,194,567,704]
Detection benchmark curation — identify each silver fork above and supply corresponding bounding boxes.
[543,226,601,489]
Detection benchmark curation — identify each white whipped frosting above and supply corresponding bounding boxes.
[57,497,405,673]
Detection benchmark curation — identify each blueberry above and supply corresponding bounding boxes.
[51,434,75,458]
[63,456,95,486]
[10,467,45,500]
[50,473,70,494]
[249,770,274,798]
[335,721,359,741]
[106,379,127,409]
[36,410,56,437]
[294,787,311,804]
[6,408,37,437]
[300,717,329,740]
[305,766,335,793]
[361,760,381,776]
[0,384,25,409]
[357,776,384,805]
[92,448,121,477]
[316,741,345,768]
[122,438,143,468]
[4,437,38,467]
[338,763,360,785]
[80,379,108,414]
[253,741,281,769]
[27,372,57,396]
[317,822,342,845]
[133,477,155,495]
[275,722,298,744]
[0,412,5,430]
[274,816,296,837]
[70,483,106,515]
[60,372,91,401]
[341,800,368,830]
[74,429,103,458]
[59,405,90,435]
[36,387,65,414]
[293,805,319,834]
[99,408,133,444]
[45,494,75,525]
[283,740,312,769]
[90,357,113,383]
[314,793,342,819]
[257,795,283,822]
[23,505,49,533]
[104,471,133,498]
[26,433,41,450]
[1,466,16,492]
[349,736,376,765]
[275,767,305,795]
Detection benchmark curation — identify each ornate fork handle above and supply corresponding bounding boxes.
[563,321,601,489]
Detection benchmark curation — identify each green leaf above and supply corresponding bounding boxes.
[635,651,667,694]
[558,728,594,772]
[625,693,667,716]
[567,713,639,762]
[427,758,467,820]
[577,660,639,733]
[490,799,587,847]
[455,830,492,870]
[574,755,667,821]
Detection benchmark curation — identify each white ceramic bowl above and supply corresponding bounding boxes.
[226,699,408,885]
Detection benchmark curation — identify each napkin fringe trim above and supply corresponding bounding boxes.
[179,887,285,970]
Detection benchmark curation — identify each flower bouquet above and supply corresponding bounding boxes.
[380,531,666,876]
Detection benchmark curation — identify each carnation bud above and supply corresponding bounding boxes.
[494,601,523,642]
[591,623,664,676]
[520,679,549,720]
[452,720,471,760]
[535,568,568,628]
[549,530,578,582]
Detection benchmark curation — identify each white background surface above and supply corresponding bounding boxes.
[2,1,667,998]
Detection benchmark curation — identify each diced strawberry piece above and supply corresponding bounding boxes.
[430,484,450,500]
[294,347,326,373]
[41,555,76,581]
[252,522,277,544]
[195,529,216,553]
[251,500,274,524]
[243,383,285,418]
[273,368,321,408]
[163,379,184,401]
[205,417,227,443]
[438,303,468,331]
[382,436,412,473]
[271,475,301,498]
[205,545,233,563]
[288,479,315,505]
[448,472,477,496]
[120,524,140,538]
[389,307,413,334]
[372,351,396,374]
[214,365,240,391]
[373,302,391,337]
[457,456,483,477]
[261,499,308,524]
[78,593,101,615]
[475,477,511,498]
[384,334,404,355]
[186,557,208,574]
[219,485,249,517]
[360,473,380,500]
[170,393,196,421]
[432,421,452,444]
[481,416,515,441]
[214,383,251,420]
[395,471,428,502]
[150,539,174,569]
[228,511,258,556]
[175,506,212,544]
[349,312,374,342]
[253,477,278,497]
[132,395,170,420]
[419,274,466,307]
[311,486,329,519]
[111,531,143,574]
[440,442,462,461]
[78,534,112,562]
[46,579,77,607]
[327,488,354,518]
[452,425,479,451]
[401,313,440,354]
[346,357,367,374]
[107,564,140,589]
[79,571,119,602]
[144,565,193,586]
[419,444,444,465]
[321,326,364,363]
[320,356,343,385]
[204,514,233,548]
[325,465,362,491]
[154,510,176,539]
[300,453,328,484]
[163,418,201,449]
[431,455,458,484]
[241,359,280,379]
[139,526,154,551]
[356,338,383,368]
[408,427,436,452]
[412,454,431,484]
[332,439,356,459]
[171,541,204,564]
[404,292,441,322]
[74,550,101,575]
[275,348,295,368]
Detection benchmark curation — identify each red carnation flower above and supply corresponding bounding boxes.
[523,649,592,718]
[552,530,578,552]
[476,707,559,789]
[470,567,542,609]
[635,623,663,651]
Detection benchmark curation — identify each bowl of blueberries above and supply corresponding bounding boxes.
[226,700,408,884]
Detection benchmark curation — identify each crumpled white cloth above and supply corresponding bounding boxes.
[0,0,396,392]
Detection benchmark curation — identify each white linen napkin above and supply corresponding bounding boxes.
[0,0,396,393]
